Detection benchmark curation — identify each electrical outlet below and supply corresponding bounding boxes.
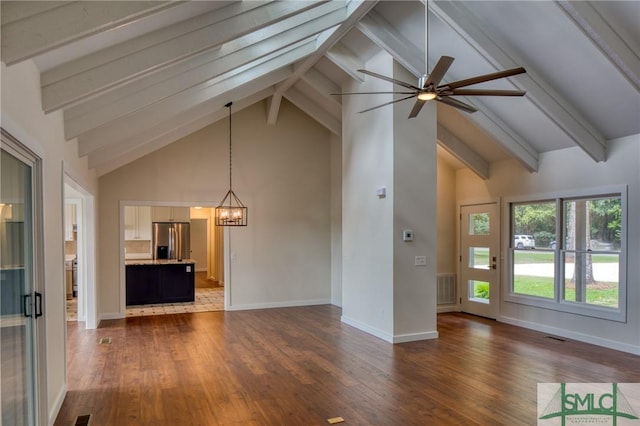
[415,256,427,266]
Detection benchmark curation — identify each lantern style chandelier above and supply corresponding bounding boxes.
[215,102,247,226]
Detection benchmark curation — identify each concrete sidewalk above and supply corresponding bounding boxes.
[514,263,619,281]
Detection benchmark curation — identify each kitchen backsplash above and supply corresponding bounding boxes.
[125,239,151,254]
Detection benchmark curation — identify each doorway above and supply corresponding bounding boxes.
[460,203,500,319]
[63,179,97,329]
[190,218,209,273]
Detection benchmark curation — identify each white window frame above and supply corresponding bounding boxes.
[503,185,627,323]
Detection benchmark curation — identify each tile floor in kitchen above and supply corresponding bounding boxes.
[66,273,224,321]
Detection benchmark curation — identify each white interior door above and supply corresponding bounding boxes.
[460,203,500,319]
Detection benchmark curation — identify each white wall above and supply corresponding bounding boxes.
[341,52,395,339]
[98,100,332,316]
[391,60,438,341]
[341,52,438,343]
[330,132,343,306]
[457,135,640,353]
[436,155,457,275]
[1,60,98,424]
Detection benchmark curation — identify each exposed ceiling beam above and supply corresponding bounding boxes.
[437,124,489,179]
[462,98,539,172]
[77,42,313,156]
[356,10,423,78]
[556,0,640,92]
[41,1,324,112]
[299,67,342,111]
[284,86,341,136]
[0,1,181,65]
[431,0,607,163]
[91,89,274,176]
[64,3,347,139]
[267,0,378,125]
[325,42,365,83]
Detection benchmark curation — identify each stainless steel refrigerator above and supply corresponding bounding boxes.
[152,222,190,260]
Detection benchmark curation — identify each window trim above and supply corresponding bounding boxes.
[503,185,627,323]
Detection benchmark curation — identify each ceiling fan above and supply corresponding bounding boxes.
[333,1,527,117]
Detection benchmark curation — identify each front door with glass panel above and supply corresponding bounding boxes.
[1,133,40,425]
[460,203,500,319]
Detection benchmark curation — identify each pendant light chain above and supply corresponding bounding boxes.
[226,101,233,191]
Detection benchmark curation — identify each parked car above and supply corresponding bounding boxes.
[514,234,535,249]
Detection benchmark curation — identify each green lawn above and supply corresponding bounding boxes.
[513,275,618,308]
[470,248,619,308]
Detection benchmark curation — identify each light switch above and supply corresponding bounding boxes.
[403,230,413,241]
[376,187,386,198]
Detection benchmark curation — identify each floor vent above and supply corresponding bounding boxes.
[75,414,91,425]
[99,337,111,344]
[437,273,457,305]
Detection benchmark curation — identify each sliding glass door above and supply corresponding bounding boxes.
[1,130,41,425]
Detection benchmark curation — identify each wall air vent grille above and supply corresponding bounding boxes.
[437,273,457,305]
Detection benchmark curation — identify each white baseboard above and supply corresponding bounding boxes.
[100,312,125,320]
[499,315,640,356]
[226,298,331,311]
[437,305,459,313]
[340,315,393,343]
[48,383,67,426]
[341,315,439,343]
[393,330,439,343]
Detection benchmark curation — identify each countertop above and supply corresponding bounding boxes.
[125,259,196,266]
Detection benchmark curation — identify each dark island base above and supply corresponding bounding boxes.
[126,263,195,306]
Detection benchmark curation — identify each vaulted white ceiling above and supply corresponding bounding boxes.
[2,1,638,178]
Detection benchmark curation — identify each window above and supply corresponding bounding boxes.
[507,192,625,322]
[511,201,556,299]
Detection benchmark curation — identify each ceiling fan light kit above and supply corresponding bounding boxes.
[417,92,437,101]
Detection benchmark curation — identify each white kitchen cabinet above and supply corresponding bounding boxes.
[152,206,190,222]
[124,206,151,240]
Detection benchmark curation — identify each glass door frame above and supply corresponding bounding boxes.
[1,128,47,425]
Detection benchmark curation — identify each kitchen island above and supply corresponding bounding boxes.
[125,259,195,306]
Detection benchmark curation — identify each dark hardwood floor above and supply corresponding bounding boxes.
[54,307,640,425]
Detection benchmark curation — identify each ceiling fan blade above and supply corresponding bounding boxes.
[331,91,417,96]
[424,56,454,88]
[449,89,526,96]
[443,67,526,90]
[358,94,417,114]
[437,96,478,114]
[358,69,420,90]
[408,99,427,118]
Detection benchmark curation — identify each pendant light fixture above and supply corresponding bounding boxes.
[215,102,247,226]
